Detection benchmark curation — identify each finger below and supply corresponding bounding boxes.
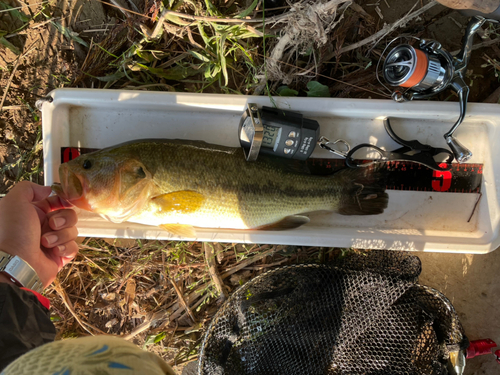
[41,226,79,248]
[47,209,78,231]
[53,241,79,265]
[34,195,73,214]
[9,181,52,203]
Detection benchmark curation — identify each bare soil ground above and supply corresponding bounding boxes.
[1,0,500,373]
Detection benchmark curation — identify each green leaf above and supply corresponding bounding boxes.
[197,23,212,48]
[154,332,166,343]
[135,49,157,63]
[219,34,228,86]
[220,56,228,86]
[96,71,126,82]
[234,43,255,63]
[143,335,156,346]
[277,86,298,97]
[305,81,330,97]
[51,21,88,47]
[0,1,30,23]
[165,13,191,26]
[212,23,262,39]
[189,50,210,62]
[0,36,20,55]
[204,0,218,16]
[143,332,166,347]
[234,0,259,19]
[205,64,221,79]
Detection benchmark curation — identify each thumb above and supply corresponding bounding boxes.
[9,181,52,203]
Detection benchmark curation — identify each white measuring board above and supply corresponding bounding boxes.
[41,89,500,253]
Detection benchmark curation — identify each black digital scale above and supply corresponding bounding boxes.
[238,103,321,161]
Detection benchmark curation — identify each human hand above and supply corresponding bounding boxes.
[0,181,79,288]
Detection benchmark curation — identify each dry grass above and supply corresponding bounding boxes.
[44,238,343,371]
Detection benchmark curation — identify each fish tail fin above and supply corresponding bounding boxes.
[335,166,388,215]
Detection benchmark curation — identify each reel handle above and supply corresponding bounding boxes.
[444,76,472,162]
[445,135,472,163]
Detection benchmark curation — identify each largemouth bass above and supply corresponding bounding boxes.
[52,139,388,237]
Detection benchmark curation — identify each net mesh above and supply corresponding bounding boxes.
[198,251,467,375]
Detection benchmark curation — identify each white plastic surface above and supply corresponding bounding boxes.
[41,89,500,253]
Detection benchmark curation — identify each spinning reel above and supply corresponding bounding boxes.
[381,16,498,163]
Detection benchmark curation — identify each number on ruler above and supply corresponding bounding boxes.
[432,163,452,192]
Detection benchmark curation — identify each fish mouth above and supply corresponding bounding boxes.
[59,163,83,200]
[58,163,91,211]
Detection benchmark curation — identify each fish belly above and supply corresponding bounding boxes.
[126,189,323,230]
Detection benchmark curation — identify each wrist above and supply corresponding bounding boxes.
[0,250,44,292]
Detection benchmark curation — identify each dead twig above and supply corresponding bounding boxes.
[468,192,482,222]
[335,0,439,55]
[96,0,152,19]
[109,0,131,18]
[203,243,228,300]
[169,276,196,323]
[220,246,277,279]
[0,1,48,13]
[4,17,58,39]
[177,293,211,322]
[54,279,107,336]
[477,28,500,60]
[123,310,169,340]
[349,3,374,22]
[0,105,26,110]
[0,39,39,112]
[243,257,290,269]
[165,246,277,325]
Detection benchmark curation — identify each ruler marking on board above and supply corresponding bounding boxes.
[303,158,483,194]
[60,147,483,194]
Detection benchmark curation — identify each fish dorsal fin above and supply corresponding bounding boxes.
[160,224,197,238]
[151,191,205,214]
[256,215,310,231]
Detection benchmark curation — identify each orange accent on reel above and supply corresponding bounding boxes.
[400,49,428,88]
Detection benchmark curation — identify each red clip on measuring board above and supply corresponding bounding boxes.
[61,147,99,163]
[305,158,483,193]
[61,147,482,194]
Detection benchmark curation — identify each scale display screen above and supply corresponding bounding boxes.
[238,104,320,161]
[261,124,281,150]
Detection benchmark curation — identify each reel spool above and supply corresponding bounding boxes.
[383,44,448,95]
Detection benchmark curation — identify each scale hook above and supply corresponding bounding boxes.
[318,136,350,158]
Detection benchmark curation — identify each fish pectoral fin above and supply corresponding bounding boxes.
[256,215,310,231]
[160,224,197,238]
[151,191,205,214]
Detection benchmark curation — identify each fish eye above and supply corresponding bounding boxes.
[83,160,92,169]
